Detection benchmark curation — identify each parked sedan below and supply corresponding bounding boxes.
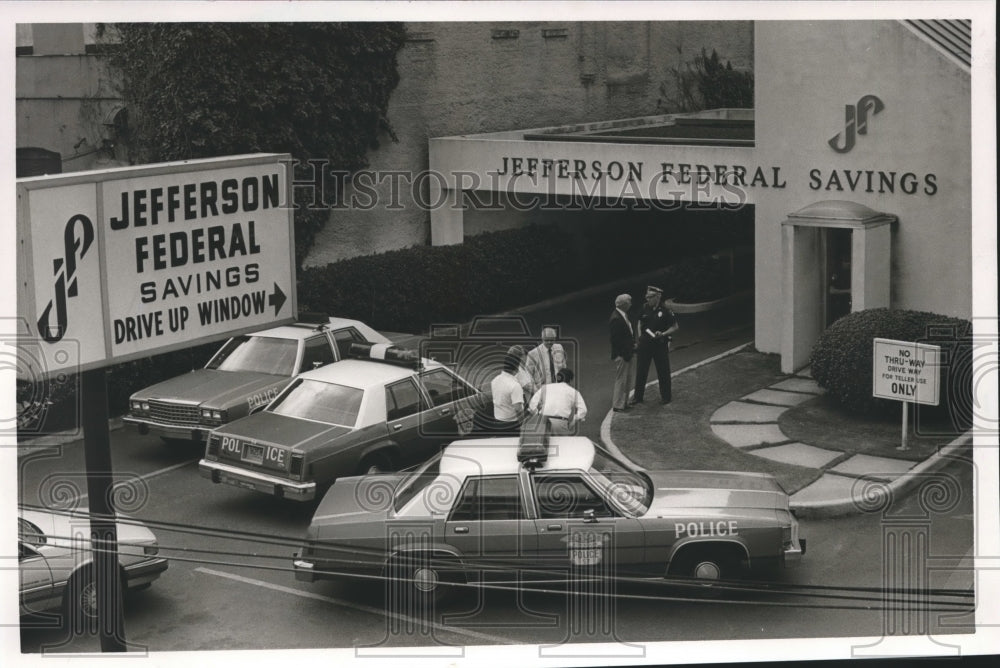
[125,315,389,443]
[18,507,168,620]
[199,343,484,501]
[293,434,805,601]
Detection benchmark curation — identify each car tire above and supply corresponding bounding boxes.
[669,546,740,587]
[63,569,99,630]
[386,553,461,608]
[356,452,393,476]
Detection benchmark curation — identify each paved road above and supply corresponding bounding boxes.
[17,294,975,653]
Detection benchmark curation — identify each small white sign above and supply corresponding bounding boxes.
[872,338,941,406]
[17,154,296,379]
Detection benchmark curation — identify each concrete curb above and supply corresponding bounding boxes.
[788,432,974,518]
[500,267,682,317]
[663,290,753,314]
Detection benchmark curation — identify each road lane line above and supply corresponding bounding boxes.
[75,458,199,504]
[195,566,515,646]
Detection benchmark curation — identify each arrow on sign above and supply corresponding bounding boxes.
[268,283,287,316]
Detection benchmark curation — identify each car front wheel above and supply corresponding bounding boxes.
[356,452,393,476]
[386,554,461,607]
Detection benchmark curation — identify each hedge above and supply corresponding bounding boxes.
[298,215,753,333]
[810,308,973,429]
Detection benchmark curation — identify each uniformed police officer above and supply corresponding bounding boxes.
[632,285,679,405]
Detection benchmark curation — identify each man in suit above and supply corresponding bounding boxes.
[633,285,679,405]
[526,326,566,391]
[609,293,636,412]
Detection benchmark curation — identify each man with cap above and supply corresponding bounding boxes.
[633,285,679,405]
[526,326,567,391]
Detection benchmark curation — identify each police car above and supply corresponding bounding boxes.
[292,432,805,601]
[198,343,483,501]
[19,507,168,619]
[124,314,390,442]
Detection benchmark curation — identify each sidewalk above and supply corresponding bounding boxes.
[604,345,972,518]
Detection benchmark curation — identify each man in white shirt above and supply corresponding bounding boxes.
[528,369,587,435]
[490,350,525,435]
[526,326,567,390]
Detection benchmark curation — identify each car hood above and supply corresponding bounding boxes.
[310,474,408,528]
[132,369,287,407]
[643,470,789,516]
[216,411,353,450]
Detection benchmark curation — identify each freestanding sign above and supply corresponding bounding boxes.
[15,154,295,652]
[872,337,942,450]
[16,154,296,380]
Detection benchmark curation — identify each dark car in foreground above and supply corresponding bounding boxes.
[198,343,483,501]
[124,316,389,442]
[293,434,805,601]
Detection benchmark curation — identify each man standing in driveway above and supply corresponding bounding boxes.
[609,293,636,412]
[633,285,679,405]
[527,327,566,390]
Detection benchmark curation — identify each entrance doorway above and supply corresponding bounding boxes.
[825,228,852,326]
[780,200,896,372]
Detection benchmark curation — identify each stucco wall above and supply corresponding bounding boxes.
[753,21,971,355]
[305,21,754,266]
[16,25,122,173]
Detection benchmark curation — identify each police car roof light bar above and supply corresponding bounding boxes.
[517,425,549,469]
[347,342,421,369]
[297,312,331,329]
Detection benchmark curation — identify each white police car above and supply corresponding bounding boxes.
[198,343,483,501]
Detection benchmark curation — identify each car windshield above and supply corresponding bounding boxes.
[393,454,443,513]
[588,447,653,515]
[267,379,364,426]
[207,336,298,375]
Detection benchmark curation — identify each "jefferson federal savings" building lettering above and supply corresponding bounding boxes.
[495,156,937,196]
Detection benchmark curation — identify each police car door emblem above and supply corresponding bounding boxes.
[567,531,608,566]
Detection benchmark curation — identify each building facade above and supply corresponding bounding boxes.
[426,21,972,371]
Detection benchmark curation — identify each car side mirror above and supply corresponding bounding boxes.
[583,509,597,523]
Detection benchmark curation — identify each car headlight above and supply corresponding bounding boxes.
[130,400,141,412]
[140,401,150,412]
[200,408,227,424]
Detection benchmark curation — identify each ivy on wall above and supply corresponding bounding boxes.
[657,47,754,113]
[98,22,407,265]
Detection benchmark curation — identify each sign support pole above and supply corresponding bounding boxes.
[81,368,128,651]
[898,401,910,451]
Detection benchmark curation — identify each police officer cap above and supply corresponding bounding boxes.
[646,285,663,295]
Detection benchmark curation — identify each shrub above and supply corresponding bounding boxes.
[811,308,973,428]
[297,225,580,332]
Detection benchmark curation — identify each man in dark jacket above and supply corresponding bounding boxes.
[633,285,679,405]
[609,293,636,412]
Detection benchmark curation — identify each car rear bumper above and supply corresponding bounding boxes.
[784,538,806,566]
[292,555,316,582]
[124,415,209,442]
[199,459,316,501]
[124,557,169,588]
